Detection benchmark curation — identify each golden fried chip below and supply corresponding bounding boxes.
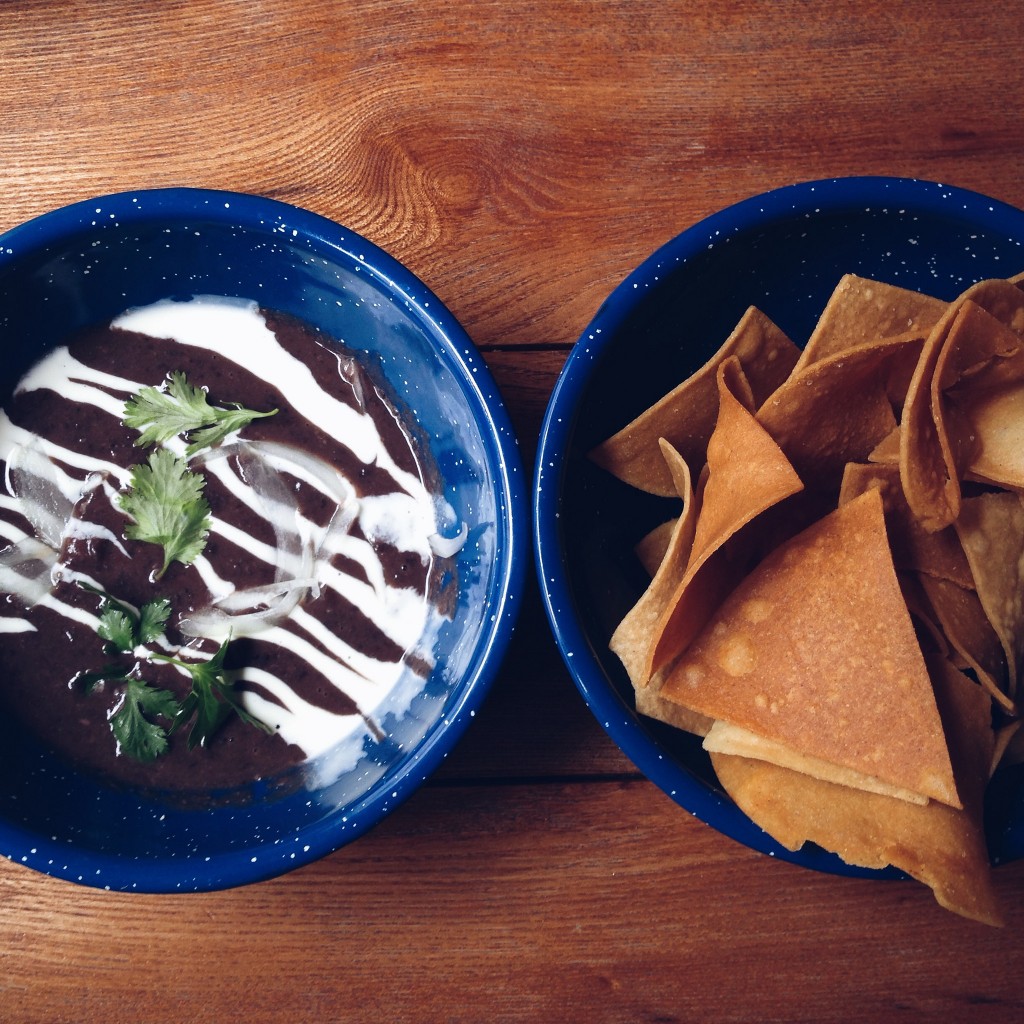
[634,519,678,578]
[868,426,901,465]
[901,281,1024,531]
[704,721,930,804]
[635,667,714,736]
[839,462,973,588]
[660,489,960,807]
[793,273,946,374]
[758,333,923,487]
[954,384,1024,489]
[645,358,803,679]
[933,302,1024,494]
[916,573,1013,712]
[955,491,1024,695]
[898,571,952,658]
[610,443,698,688]
[588,307,800,496]
[710,657,1000,926]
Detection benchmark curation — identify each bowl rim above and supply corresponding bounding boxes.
[533,174,1024,876]
[0,187,529,892]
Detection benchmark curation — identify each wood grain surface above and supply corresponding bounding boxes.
[2,2,1024,1021]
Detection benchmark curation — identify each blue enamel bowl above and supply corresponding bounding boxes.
[0,189,526,892]
[535,176,1024,876]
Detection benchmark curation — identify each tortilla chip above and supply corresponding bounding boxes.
[898,571,952,658]
[868,426,902,465]
[901,282,1024,531]
[954,491,1024,695]
[758,333,923,487]
[704,720,929,804]
[660,489,960,807]
[610,443,698,687]
[935,298,1024,392]
[916,573,1013,712]
[645,358,804,678]
[635,667,714,736]
[839,462,974,588]
[589,307,800,496]
[793,273,946,374]
[956,385,1024,489]
[634,519,679,578]
[901,305,971,532]
[962,278,1024,336]
[933,303,1024,500]
[710,658,1000,926]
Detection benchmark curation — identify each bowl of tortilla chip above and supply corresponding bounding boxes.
[534,176,1024,925]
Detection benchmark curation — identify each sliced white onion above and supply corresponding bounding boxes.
[429,522,468,559]
[5,440,77,549]
[0,537,58,607]
[182,441,360,640]
[212,576,320,613]
[238,439,358,513]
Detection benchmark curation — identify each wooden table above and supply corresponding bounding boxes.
[2,2,1024,1020]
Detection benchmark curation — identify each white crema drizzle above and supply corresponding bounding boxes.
[0,297,462,764]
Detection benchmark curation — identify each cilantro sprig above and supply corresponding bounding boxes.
[77,595,179,762]
[77,589,271,763]
[74,374,281,761]
[94,592,171,652]
[111,675,180,763]
[123,371,277,457]
[117,373,275,577]
[117,449,211,579]
[154,639,272,750]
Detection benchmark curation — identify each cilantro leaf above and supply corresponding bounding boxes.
[123,371,277,456]
[110,675,179,763]
[155,638,273,749]
[118,449,211,577]
[96,607,136,653]
[137,598,171,645]
[92,591,173,655]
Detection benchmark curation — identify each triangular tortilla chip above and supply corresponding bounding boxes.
[900,306,965,533]
[901,281,1024,531]
[660,489,960,807]
[932,302,1024,506]
[610,443,698,687]
[709,658,1000,926]
[793,273,946,374]
[589,307,800,496]
[898,571,952,658]
[635,666,714,736]
[634,519,678,578]
[954,491,1024,695]
[868,426,901,465]
[757,333,923,487]
[704,720,930,804]
[955,384,1024,489]
[916,573,1013,712]
[645,358,804,679]
[839,462,974,588]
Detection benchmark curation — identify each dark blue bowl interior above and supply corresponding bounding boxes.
[535,177,1024,877]
[0,189,526,892]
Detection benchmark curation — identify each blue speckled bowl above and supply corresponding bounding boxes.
[535,176,1024,876]
[0,188,527,892]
